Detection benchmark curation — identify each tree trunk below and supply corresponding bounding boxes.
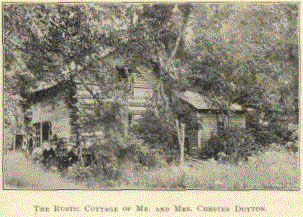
[156,7,192,114]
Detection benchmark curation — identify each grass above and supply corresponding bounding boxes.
[3,150,86,190]
[115,147,300,190]
[3,146,299,190]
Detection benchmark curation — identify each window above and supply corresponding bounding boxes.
[128,114,133,127]
[116,67,128,81]
[217,112,229,131]
[33,123,41,147]
[217,115,224,131]
[33,121,52,147]
[127,74,134,95]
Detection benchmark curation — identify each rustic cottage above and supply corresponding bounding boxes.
[21,63,159,149]
[174,90,246,150]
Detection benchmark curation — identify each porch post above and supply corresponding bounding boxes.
[124,112,129,138]
[40,122,43,149]
[176,118,186,164]
[197,112,205,149]
[180,122,185,164]
[13,133,16,151]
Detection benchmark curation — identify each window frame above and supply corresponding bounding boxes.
[32,121,52,147]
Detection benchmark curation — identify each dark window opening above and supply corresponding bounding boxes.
[116,67,128,81]
[128,114,132,127]
[217,114,225,131]
[15,135,23,149]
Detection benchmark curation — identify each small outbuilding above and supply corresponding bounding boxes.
[174,90,246,150]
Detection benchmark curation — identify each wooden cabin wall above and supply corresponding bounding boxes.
[133,87,153,98]
[186,129,198,148]
[228,113,246,128]
[182,110,247,151]
[184,112,199,149]
[30,92,72,139]
[127,73,155,123]
[198,112,218,146]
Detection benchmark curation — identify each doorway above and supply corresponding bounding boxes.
[42,121,52,142]
[15,134,23,149]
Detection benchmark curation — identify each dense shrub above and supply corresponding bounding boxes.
[268,117,294,143]
[89,130,156,180]
[133,110,178,152]
[246,113,275,146]
[218,128,257,164]
[199,128,257,164]
[199,135,224,160]
[246,112,296,147]
[66,162,93,181]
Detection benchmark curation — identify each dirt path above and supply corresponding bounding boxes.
[3,150,87,190]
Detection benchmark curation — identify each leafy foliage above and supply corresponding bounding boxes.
[133,110,178,152]
[186,3,298,111]
[199,127,257,164]
[246,112,295,147]
[246,112,276,146]
[219,128,257,164]
[4,3,298,116]
[199,135,224,160]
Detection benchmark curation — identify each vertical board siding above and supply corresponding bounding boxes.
[199,112,218,143]
[186,112,218,148]
[229,113,246,128]
[186,129,198,148]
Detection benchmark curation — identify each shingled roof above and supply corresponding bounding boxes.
[20,80,75,104]
[177,91,218,110]
[176,90,243,111]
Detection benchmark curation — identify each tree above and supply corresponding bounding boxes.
[3,3,298,156]
[3,3,195,120]
[185,3,298,111]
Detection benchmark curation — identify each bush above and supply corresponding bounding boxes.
[66,162,93,181]
[219,128,257,164]
[268,117,293,143]
[199,135,224,160]
[246,112,296,147]
[31,147,43,162]
[133,110,178,152]
[199,128,257,164]
[246,113,275,146]
[285,141,299,153]
[89,130,153,180]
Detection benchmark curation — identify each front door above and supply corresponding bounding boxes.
[15,134,23,149]
[42,122,52,142]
